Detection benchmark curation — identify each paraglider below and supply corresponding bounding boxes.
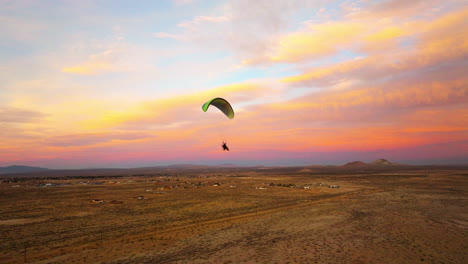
[202,97,234,151]
[201,97,234,119]
[222,141,229,151]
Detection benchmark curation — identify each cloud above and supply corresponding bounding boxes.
[154,15,229,41]
[282,8,468,87]
[81,82,269,130]
[348,0,447,19]
[155,14,229,36]
[44,131,154,147]
[258,18,406,64]
[179,16,230,28]
[156,0,324,63]
[239,1,466,65]
[365,26,406,42]
[399,107,468,133]
[153,32,184,40]
[273,75,467,126]
[2,1,467,167]
[223,0,325,64]
[173,0,195,6]
[61,49,123,75]
[266,22,364,63]
[60,35,159,79]
[228,59,467,152]
[416,8,468,60]
[0,106,46,123]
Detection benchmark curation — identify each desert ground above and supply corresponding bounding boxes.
[0,166,466,264]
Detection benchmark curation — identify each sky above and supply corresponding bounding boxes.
[0,0,467,169]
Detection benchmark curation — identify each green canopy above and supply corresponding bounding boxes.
[202,97,234,119]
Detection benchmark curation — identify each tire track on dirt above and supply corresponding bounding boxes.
[109,188,385,264]
[153,187,383,235]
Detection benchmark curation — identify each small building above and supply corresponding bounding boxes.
[329,185,340,188]
[90,199,104,204]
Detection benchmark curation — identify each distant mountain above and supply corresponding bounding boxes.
[341,159,401,168]
[0,165,49,174]
[164,164,211,169]
[370,159,398,166]
[216,163,238,167]
[165,163,242,169]
[342,161,367,167]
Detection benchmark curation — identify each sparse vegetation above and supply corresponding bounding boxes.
[0,166,466,263]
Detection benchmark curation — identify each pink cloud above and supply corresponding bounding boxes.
[44,131,154,147]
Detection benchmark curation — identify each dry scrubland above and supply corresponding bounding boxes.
[0,167,467,264]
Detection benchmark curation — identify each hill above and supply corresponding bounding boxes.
[0,165,49,174]
[342,161,367,167]
[341,159,402,168]
[370,159,398,166]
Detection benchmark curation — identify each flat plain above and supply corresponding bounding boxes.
[0,166,466,264]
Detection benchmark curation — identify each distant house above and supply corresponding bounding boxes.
[90,199,104,204]
[329,185,340,188]
[137,196,146,200]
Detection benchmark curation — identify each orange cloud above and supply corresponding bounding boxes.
[416,8,468,61]
[81,82,266,130]
[360,25,411,52]
[0,80,270,164]
[62,63,116,75]
[243,3,467,67]
[282,8,468,86]
[365,26,406,42]
[216,122,457,152]
[281,56,375,84]
[266,22,364,63]
[273,78,467,118]
[231,71,467,153]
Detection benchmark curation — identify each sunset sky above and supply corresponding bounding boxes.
[1,0,467,169]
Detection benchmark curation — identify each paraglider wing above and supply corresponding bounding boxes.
[201,97,234,119]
